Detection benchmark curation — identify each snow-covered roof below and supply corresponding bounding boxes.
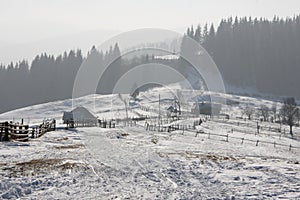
[63,106,97,122]
[154,54,180,60]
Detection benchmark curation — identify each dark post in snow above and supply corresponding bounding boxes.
[3,121,9,141]
[158,94,160,132]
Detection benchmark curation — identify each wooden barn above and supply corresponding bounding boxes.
[63,106,97,128]
[191,102,222,116]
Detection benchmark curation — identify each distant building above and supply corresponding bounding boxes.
[167,106,176,113]
[63,106,97,127]
[154,54,180,60]
[166,106,175,117]
[191,102,222,116]
[191,94,223,116]
[167,101,182,117]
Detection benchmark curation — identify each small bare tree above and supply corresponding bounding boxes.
[270,103,277,122]
[243,105,255,120]
[258,105,270,121]
[280,97,299,136]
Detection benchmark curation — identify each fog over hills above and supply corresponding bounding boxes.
[1,1,300,199]
[0,29,119,65]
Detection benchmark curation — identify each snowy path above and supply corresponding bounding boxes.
[0,124,299,199]
[0,86,300,199]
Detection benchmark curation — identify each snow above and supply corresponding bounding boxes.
[0,85,299,199]
[154,54,180,60]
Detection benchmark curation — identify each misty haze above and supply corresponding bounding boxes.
[0,0,300,199]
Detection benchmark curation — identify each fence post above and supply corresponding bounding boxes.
[3,122,9,141]
[53,119,56,130]
[274,141,276,148]
[289,144,292,151]
[19,125,23,139]
[226,134,228,142]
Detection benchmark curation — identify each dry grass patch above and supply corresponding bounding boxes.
[1,158,88,177]
[56,137,69,141]
[54,144,85,150]
[157,151,237,162]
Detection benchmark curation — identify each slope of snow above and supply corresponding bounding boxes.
[0,86,299,199]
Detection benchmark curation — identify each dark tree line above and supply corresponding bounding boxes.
[0,43,180,114]
[0,45,123,114]
[183,16,300,98]
[0,51,83,114]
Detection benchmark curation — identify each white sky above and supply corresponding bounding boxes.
[0,0,299,63]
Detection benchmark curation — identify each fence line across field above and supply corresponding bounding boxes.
[94,113,300,152]
[2,108,298,152]
[209,117,299,141]
[143,119,300,152]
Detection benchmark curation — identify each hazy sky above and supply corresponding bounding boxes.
[0,0,299,63]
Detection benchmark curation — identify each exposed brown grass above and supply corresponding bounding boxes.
[16,158,63,166]
[54,144,85,149]
[1,158,88,177]
[157,151,237,162]
[56,136,69,141]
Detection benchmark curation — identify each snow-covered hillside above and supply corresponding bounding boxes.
[0,85,299,199]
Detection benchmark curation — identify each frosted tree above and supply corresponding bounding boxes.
[242,105,255,120]
[270,103,277,122]
[257,105,270,121]
[280,97,299,136]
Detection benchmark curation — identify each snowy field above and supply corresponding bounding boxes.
[0,85,300,199]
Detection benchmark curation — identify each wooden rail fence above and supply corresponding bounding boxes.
[144,119,300,152]
[0,119,56,142]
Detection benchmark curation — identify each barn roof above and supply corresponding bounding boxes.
[63,106,97,122]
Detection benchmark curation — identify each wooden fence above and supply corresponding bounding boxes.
[144,119,300,152]
[98,119,116,128]
[0,119,56,142]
